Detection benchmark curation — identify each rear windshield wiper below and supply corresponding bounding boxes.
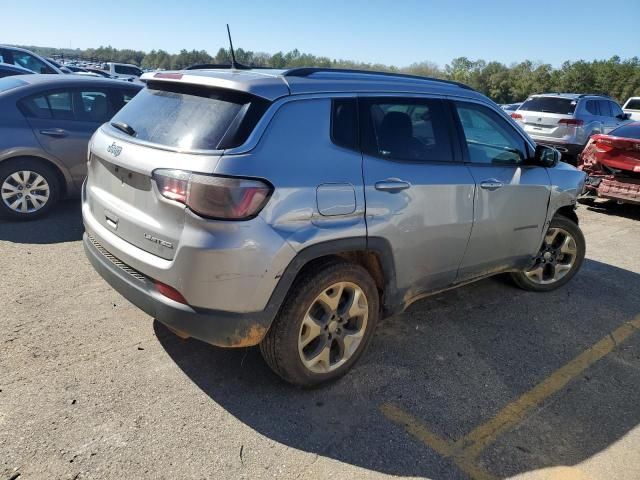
[110,121,136,137]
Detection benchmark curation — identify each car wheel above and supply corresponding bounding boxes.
[510,215,585,292]
[0,159,60,220]
[260,259,379,387]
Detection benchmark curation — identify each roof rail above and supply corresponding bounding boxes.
[184,63,273,71]
[577,93,612,99]
[283,67,473,90]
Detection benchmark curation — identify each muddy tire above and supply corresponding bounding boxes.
[510,215,585,292]
[0,158,61,221]
[260,259,379,387]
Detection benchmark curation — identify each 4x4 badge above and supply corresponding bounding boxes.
[107,142,122,157]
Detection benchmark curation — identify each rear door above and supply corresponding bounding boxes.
[19,88,115,187]
[451,100,551,280]
[360,96,475,295]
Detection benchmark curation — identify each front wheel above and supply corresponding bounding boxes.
[511,215,585,292]
[260,260,379,387]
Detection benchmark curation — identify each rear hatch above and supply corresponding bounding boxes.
[85,78,272,260]
[514,96,578,140]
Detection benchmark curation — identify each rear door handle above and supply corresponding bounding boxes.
[39,129,67,138]
[480,179,504,191]
[374,178,411,192]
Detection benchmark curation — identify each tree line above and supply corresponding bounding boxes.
[18,44,640,104]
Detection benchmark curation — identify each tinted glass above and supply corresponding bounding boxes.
[79,91,113,122]
[331,99,358,150]
[48,92,73,119]
[360,98,453,162]
[597,100,612,117]
[626,99,640,110]
[610,101,624,117]
[455,102,527,164]
[114,65,142,76]
[110,82,270,150]
[11,51,54,74]
[585,100,599,115]
[520,97,577,114]
[610,123,640,139]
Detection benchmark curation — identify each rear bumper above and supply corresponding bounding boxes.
[595,177,640,205]
[83,233,273,347]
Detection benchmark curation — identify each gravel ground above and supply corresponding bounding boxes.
[1,200,639,480]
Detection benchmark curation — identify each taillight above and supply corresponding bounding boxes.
[153,169,273,220]
[511,113,523,120]
[594,135,640,152]
[558,118,584,126]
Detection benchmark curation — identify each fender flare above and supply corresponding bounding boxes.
[261,237,400,327]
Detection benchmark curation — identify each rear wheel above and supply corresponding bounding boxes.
[511,215,585,292]
[260,260,379,387]
[0,159,61,220]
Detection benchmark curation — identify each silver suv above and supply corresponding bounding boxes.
[511,93,631,162]
[83,68,587,387]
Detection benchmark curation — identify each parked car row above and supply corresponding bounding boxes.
[0,75,142,218]
[0,45,144,82]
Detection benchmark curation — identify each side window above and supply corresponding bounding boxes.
[47,92,73,119]
[585,100,599,115]
[597,100,612,117]
[610,101,623,117]
[19,94,53,119]
[454,101,527,165]
[19,90,74,120]
[11,51,54,74]
[331,99,358,151]
[360,98,453,162]
[78,90,113,122]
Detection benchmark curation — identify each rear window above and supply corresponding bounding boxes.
[0,77,27,93]
[109,81,270,150]
[610,123,640,139]
[519,97,577,115]
[625,99,640,110]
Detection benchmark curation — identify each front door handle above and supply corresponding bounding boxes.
[39,128,67,138]
[375,178,411,192]
[480,179,504,191]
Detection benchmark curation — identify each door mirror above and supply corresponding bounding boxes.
[617,112,631,120]
[534,144,560,167]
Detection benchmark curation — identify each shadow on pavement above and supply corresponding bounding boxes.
[156,258,640,479]
[585,200,640,221]
[0,200,83,244]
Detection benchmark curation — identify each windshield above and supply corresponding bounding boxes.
[109,81,270,150]
[0,77,27,93]
[519,97,577,115]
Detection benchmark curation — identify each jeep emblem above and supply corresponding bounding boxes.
[107,142,123,157]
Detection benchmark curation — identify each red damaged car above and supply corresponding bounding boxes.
[578,122,640,205]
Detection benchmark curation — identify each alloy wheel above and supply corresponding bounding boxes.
[524,227,578,285]
[298,281,369,374]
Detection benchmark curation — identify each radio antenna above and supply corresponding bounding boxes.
[226,24,239,69]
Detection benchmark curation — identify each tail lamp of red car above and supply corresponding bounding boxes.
[152,169,273,220]
[592,134,640,153]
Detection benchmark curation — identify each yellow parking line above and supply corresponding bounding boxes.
[457,314,640,458]
[380,314,640,479]
[380,403,498,480]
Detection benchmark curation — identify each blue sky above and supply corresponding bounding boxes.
[4,0,639,67]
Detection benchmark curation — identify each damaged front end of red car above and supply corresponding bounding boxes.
[578,134,640,205]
